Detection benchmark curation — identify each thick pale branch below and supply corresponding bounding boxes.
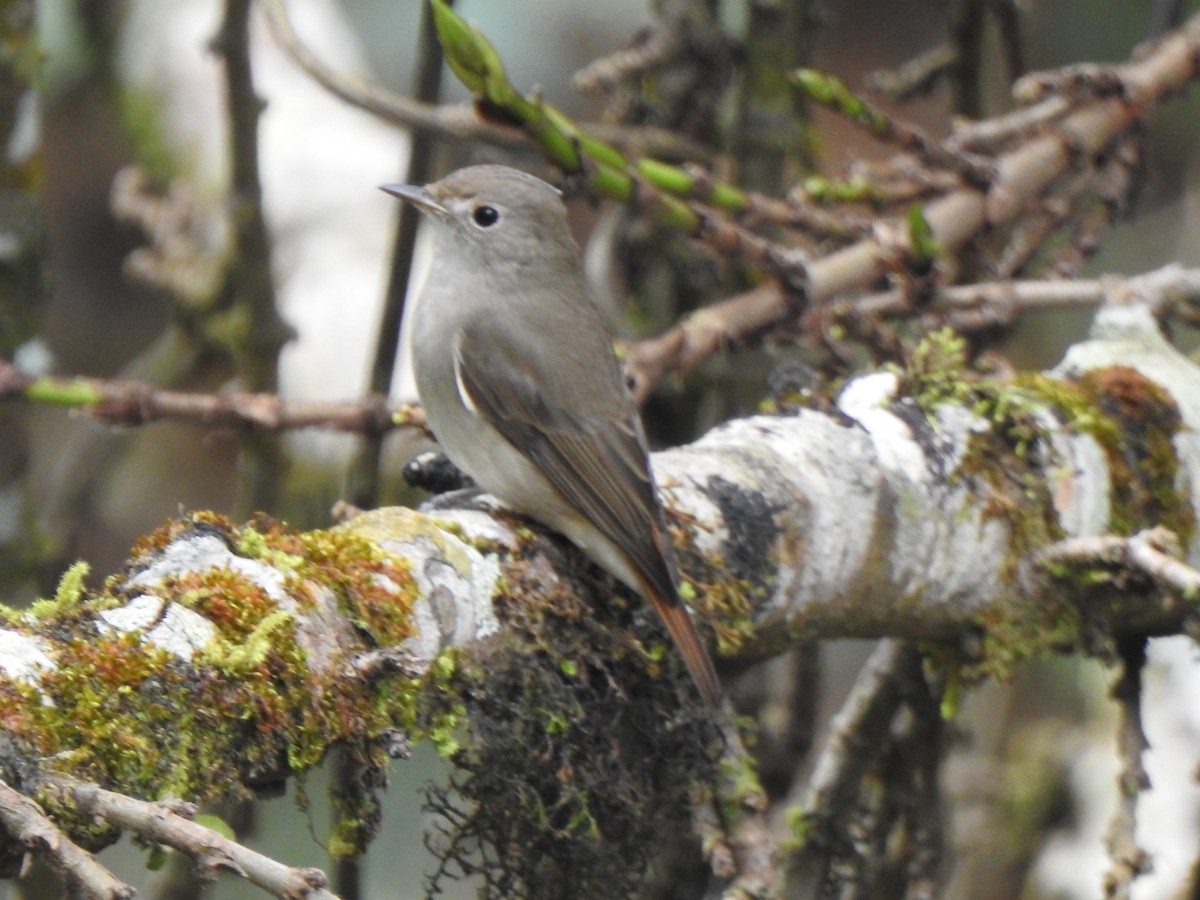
[1,294,1198,896]
[2,297,1194,714]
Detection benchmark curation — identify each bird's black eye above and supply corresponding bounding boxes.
[472,205,499,227]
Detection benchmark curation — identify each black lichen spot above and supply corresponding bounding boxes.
[701,476,783,584]
[889,396,956,479]
[182,520,239,552]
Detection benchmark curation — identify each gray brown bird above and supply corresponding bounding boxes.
[382,165,721,707]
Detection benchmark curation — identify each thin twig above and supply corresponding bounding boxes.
[571,9,685,94]
[626,261,1200,396]
[948,96,1071,151]
[11,262,1200,435]
[951,0,987,118]
[212,0,290,514]
[1040,527,1200,600]
[708,716,779,898]
[993,0,1027,84]
[0,358,426,435]
[798,640,918,830]
[866,42,959,101]
[0,779,134,900]
[1102,639,1152,899]
[348,0,448,510]
[857,275,1105,320]
[623,283,787,403]
[43,775,341,900]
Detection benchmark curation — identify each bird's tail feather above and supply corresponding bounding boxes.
[640,584,722,708]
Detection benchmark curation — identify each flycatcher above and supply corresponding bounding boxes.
[382,165,721,707]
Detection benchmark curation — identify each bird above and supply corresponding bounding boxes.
[381,164,721,708]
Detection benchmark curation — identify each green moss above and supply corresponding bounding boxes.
[18,632,202,797]
[198,608,295,674]
[671,535,760,660]
[784,806,815,852]
[114,87,183,182]
[905,328,973,409]
[0,512,473,861]
[383,650,467,762]
[417,553,722,897]
[1074,367,1192,544]
[717,749,765,823]
[26,561,91,620]
[901,335,1194,682]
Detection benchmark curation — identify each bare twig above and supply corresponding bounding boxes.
[257,0,518,148]
[212,0,291,514]
[348,0,447,511]
[627,257,1200,396]
[866,42,959,101]
[890,656,947,898]
[0,358,426,435]
[858,264,1200,324]
[792,641,936,895]
[993,0,1027,84]
[857,274,1104,322]
[0,779,134,900]
[110,167,227,305]
[797,68,994,186]
[213,0,288,390]
[625,17,1200,384]
[948,96,1071,151]
[1040,527,1200,600]
[1102,639,1152,899]
[950,0,987,118]
[43,775,341,900]
[11,261,1200,435]
[571,11,685,94]
[797,640,918,830]
[623,283,787,402]
[708,716,779,898]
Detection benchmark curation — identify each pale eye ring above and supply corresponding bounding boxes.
[472,205,500,227]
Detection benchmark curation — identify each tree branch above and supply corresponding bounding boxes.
[0,358,426,435]
[1102,640,1152,899]
[42,776,340,900]
[212,0,291,514]
[0,779,133,900]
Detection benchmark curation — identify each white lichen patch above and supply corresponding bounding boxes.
[838,376,1008,612]
[838,373,929,485]
[653,446,734,559]
[1033,404,1111,540]
[125,533,292,606]
[382,508,504,664]
[0,629,54,683]
[97,594,216,660]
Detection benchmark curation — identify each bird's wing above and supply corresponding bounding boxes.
[453,313,722,707]
[452,316,675,602]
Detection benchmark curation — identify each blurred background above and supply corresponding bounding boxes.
[3,0,1200,897]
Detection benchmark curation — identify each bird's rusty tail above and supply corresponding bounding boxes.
[639,582,722,708]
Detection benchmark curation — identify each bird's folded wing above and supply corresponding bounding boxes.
[453,318,679,603]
